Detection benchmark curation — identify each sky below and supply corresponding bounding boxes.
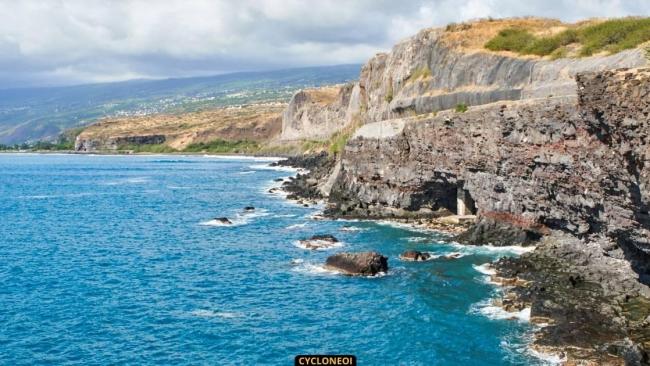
[0,0,649,88]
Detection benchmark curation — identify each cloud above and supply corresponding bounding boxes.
[0,0,648,87]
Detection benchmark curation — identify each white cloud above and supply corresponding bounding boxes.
[0,0,648,87]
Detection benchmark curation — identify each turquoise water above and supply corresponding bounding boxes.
[0,154,546,365]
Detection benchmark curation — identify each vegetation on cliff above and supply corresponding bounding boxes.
[485,17,650,57]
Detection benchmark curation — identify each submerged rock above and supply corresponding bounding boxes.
[325,252,388,276]
[399,250,432,262]
[213,217,232,225]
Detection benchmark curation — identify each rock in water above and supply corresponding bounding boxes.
[399,250,432,261]
[214,217,232,224]
[310,234,338,242]
[298,234,340,250]
[325,252,388,276]
[244,206,255,211]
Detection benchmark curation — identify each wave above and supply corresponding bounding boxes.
[100,177,150,186]
[200,208,270,227]
[237,171,256,175]
[190,309,244,319]
[286,223,308,230]
[470,299,531,322]
[375,220,435,233]
[405,236,430,242]
[291,262,341,276]
[291,262,388,278]
[449,242,536,256]
[339,226,367,232]
[473,263,497,276]
[248,163,303,172]
[527,348,566,365]
[150,159,197,163]
[167,185,192,190]
[292,239,344,251]
[17,192,106,199]
[203,155,281,162]
[399,251,465,262]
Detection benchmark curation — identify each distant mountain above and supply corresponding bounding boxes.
[0,64,360,144]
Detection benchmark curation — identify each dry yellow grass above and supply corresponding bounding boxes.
[440,17,604,57]
[302,86,341,104]
[78,103,285,150]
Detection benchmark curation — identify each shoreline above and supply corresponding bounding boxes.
[275,153,650,365]
[273,154,564,364]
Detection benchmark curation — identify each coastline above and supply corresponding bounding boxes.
[272,153,570,364]
[274,152,650,365]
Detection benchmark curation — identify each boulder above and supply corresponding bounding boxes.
[325,252,388,276]
[399,250,432,261]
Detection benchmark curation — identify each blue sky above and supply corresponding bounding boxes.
[0,0,649,87]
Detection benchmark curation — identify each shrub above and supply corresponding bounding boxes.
[455,103,468,113]
[406,66,432,83]
[183,139,259,153]
[484,17,650,57]
[578,17,650,56]
[484,28,535,53]
[384,82,394,103]
[117,143,177,153]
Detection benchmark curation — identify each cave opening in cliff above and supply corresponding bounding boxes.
[456,185,477,216]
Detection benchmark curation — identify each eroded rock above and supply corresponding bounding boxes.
[325,252,388,276]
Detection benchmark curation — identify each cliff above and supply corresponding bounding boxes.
[75,104,284,152]
[319,69,650,363]
[280,18,647,142]
[280,18,650,364]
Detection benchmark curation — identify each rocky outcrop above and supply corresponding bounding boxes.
[280,84,362,141]
[75,104,284,152]
[275,152,336,201]
[75,134,166,152]
[325,252,388,276]
[494,234,650,364]
[399,250,432,262]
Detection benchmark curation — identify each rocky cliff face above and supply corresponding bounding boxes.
[280,84,363,141]
[321,68,650,362]
[280,20,647,141]
[330,68,650,260]
[278,18,650,364]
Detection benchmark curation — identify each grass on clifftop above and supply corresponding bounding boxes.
[183,139,260,154]
[485,17,650,57]
[116,139,260,154]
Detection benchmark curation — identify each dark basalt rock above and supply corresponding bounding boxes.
[244,206,255,211]
[299,234,340,250]
[325,252,388,276]
[399,250,431,261]
[214,217,232,224]
[454,217,542,246]
[276,152,335,202]
[310,234,339,243]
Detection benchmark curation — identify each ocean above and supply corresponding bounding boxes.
[0,154,552,365]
